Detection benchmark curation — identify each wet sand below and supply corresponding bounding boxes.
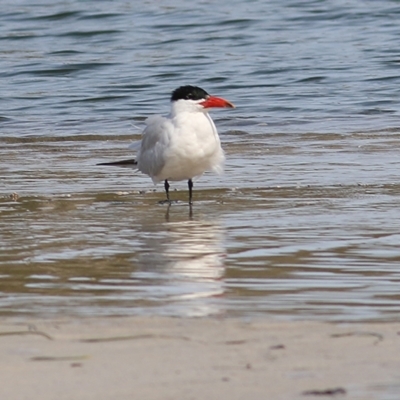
[1,316,399,400]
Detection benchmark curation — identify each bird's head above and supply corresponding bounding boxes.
[171,85,235,112]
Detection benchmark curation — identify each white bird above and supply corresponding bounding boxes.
[98,85,235,204]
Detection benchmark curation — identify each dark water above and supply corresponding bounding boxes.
[2,0,400,321]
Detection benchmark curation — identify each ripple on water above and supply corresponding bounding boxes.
[1,128,400,320]
[2,0,400,320]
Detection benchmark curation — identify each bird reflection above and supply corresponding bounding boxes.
[134,215,226,317]
[165,203,193,221]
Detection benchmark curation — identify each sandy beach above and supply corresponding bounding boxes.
[0,316,399,400]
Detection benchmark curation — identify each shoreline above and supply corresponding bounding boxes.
[1,316,399,399]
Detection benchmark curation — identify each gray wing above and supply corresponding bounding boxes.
[137,115,174,180]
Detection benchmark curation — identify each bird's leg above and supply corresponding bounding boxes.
[164,179,170,203]
[188,179,193,205]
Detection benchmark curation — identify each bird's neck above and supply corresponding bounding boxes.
[169,101,207,118]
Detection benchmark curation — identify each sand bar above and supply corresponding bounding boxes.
[0,316,399,400]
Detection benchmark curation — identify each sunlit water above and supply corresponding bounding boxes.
[2,0,400,322]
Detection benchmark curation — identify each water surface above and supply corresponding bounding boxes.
[1,0,400,321]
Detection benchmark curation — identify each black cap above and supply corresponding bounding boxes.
[171,85,209,102]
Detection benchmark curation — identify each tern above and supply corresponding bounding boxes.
[98,85,235,204]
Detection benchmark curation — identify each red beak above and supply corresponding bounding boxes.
[200,96,235,109]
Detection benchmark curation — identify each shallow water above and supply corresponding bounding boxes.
[2,0,400,321]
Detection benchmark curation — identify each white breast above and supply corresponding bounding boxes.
[137,110,225,183]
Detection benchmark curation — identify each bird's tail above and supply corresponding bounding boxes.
[97,159,137,167]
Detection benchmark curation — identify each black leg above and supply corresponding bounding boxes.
[188,179,193,205]
[164,179,170,202]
